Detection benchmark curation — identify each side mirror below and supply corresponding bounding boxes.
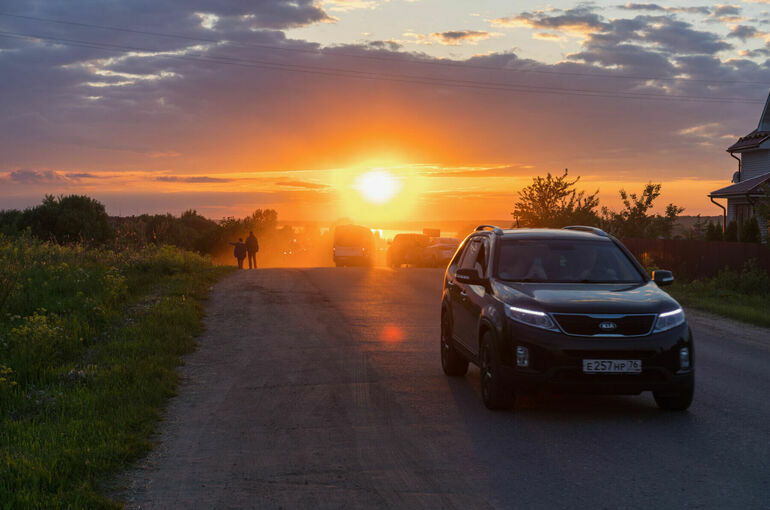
[652,270,674,286]
[456,267,484,285]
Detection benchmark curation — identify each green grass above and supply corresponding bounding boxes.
[0,235,232,509]
[665,263,770,329]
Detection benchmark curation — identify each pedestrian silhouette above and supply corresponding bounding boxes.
[245,231,259,269]
[229,238,247,269]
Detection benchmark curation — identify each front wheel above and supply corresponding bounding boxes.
[480,331,515,410]
[653,376,694,411]
[441,313,468,376]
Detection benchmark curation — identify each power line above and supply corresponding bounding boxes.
[1,10,769,88]
[0,30,765,105]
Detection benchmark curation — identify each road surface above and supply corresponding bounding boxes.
[121,268,770,509]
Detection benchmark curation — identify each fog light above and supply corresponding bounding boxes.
[679,347,690,369]
[516,346,529,368]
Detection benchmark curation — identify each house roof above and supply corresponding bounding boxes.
[726,129,770,152]
[726,91,770,152]
[709,171,770,198]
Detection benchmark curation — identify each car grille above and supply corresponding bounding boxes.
[552,314,656,337]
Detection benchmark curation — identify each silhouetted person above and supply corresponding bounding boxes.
[245,231,259,269]
[229,238,247,269]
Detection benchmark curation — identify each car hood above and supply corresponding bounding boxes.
[492,280,681,315]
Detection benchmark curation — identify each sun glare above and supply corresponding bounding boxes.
[354,170,401,204]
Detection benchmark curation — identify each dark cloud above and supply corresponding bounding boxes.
[493,7,607,33]
[712,5,741,18]
[618,4,711,15]
[275,180,329,189]
[566,14,733,70]
[431,30,495,45]
[728,25,759,41]
[618,3,667,11]
[65,172,100,179]
[156,176,233,183]
[8,168,63,183]
[364,40,402,51]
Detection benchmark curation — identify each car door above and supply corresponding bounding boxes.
[452,237,484,352]
[457,237,491,357]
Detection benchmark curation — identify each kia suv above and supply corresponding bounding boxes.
[440,225,694,411]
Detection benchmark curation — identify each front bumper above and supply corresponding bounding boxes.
[499,322,693,394]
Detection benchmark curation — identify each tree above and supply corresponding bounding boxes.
[685,215,707,240]
[512,169,600,228]
[705,221,723,241]
[724,220,738,242]
[740,216,761,243]
[18,194,113,244]
[601,183,684,239]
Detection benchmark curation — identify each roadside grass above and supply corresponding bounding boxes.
[0,235,232,509]
[666,263,770,329]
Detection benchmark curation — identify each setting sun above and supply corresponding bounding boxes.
[354,170,401,204]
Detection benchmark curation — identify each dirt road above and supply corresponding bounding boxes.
[120,268,770,509]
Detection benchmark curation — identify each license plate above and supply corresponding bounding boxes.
[583,359,641,374]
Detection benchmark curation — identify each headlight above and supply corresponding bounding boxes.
[654,308,686,332]
[505,305,557,331]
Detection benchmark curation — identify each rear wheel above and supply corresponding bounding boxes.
[440,313,468,376]
[653,376,694,411]
[480,331,515,410]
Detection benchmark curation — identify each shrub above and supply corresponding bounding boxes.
[724,220,738,242]
[740,216,761,243]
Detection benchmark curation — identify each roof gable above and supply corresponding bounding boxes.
[761,91,770,132]
[727,90,770,152]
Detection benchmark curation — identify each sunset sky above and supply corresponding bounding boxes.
[2,0,770,224]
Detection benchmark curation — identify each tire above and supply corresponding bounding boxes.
[653,376,694,411]
[441,313,468,376]
[480,331,515,410]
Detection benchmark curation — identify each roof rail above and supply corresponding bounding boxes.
[475,225,504,235]
[563,225,609,237]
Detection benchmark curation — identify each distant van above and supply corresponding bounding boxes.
[333,225,374,267]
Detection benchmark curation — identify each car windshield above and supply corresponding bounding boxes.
[496,239,643,283]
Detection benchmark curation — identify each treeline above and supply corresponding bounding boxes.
[512,170,765,242]
[0,194,279,255]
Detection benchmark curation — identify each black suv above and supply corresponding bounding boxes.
[440,225,694,411]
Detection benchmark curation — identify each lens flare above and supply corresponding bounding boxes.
[381,325,405,343]
[354,170,401,204]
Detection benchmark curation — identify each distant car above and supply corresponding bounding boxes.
[333,225,373,267]
[423,237,460,267]
[387,233,430,268]
[441,225,694,411]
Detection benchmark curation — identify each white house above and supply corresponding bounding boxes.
[709,91,770,240]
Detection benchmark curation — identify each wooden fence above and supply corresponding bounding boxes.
[621,238,770,280]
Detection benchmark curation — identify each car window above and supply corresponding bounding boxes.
[459,239,481,271]
[458,237,490,276]
[448,241,468,270]
[476,238,490,276]
[496,239,643,283]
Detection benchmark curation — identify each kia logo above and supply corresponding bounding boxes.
[599,321,617,331]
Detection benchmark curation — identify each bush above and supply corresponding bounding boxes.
[724,220,738,241]
[1,195,114,245]
[740,216,761,243]
[705,221,723,241]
